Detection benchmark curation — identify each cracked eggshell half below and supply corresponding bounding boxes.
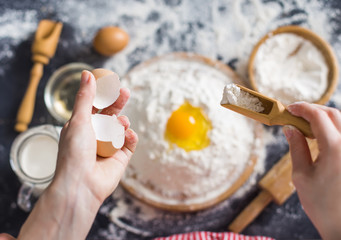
[91,114,125,157]
[91,69,121,109]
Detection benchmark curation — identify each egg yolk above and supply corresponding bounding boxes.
[165,102,211,151]
[166,111,196,139]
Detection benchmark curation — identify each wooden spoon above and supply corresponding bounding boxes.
[15,20,63,132]
[221,84,313,138]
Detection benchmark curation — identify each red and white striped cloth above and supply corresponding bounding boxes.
[154,231,274,240]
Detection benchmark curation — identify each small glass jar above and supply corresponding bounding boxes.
[10,124,61,211]
[44,62,93,123]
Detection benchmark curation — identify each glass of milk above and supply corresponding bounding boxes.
[10,124,61,211]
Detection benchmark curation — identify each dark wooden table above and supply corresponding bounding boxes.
[1,0,340,239]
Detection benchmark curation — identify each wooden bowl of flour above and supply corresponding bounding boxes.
[120,53,264,212]
[248,25,338,105]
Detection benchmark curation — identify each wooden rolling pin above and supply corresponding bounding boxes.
[228,139,319,233]
[15,20,63,132]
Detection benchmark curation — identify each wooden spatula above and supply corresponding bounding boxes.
[228,139,319,233]
[221,84,313,138]
[15,20,63,132]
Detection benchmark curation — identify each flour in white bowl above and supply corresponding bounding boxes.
[120,56,262,206]
[221,83,264,112]
[253,33,329,105]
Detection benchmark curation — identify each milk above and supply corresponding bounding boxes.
[19,134,58,179]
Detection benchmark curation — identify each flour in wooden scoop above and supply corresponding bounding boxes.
[121,56,262,206]
[221,83,264,113]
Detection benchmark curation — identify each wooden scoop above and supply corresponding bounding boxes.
[15,20,63,132]
[221,84,313,138]
[228,139,319,233]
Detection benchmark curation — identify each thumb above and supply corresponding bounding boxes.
[0,233,16,240]
[283,125,313,177]
[71,70,96,122]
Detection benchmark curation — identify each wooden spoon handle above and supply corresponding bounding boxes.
[228,190,273,233]
[15,63,44,132]
[273,109,314,138]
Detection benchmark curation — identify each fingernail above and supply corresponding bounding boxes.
[293,101,306,104]
[81,70,91,84]
[287,101,305,113]
[287,105,295,114]
[123,87,131,96]
[126,128,137,140]
[283,125,298,139]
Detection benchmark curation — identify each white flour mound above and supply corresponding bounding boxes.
[221,84,264,112]
[253,33,329,105]
[121,56,261,205]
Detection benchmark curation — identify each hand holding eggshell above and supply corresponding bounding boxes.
[17,71,138,240]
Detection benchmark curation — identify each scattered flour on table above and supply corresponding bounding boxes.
[221,83,264,112]
[44,0,341,79]
[0,9,37,43]
[121,57,261,205]
[1,0,340,80]
[0,9,38,75]
[212,0,340,80]
[253,33,329,105]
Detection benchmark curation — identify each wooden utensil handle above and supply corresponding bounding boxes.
[273,109,314,138]
[15,63,44,132]
[228,190,273,233]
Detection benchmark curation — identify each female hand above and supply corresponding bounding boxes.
[17,70,138,240]
[54,70,138,204]
[283,102,341,240]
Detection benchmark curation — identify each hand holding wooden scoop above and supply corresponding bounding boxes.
[228,139,319,233]
[15,20,63,132]
[220,84,317,232]
[221,84,314,138]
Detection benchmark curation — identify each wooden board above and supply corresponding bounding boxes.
[120,52,264,212]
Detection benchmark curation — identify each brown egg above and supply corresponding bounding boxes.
[93,26,129,56]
